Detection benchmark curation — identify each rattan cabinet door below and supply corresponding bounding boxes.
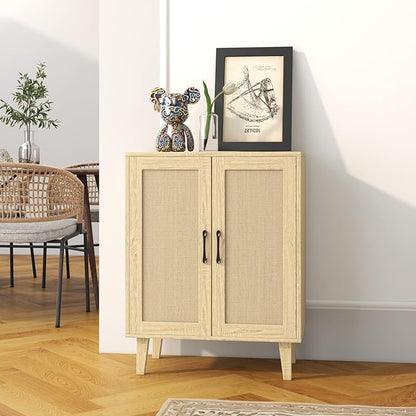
[126,156,211,337]
[212,156,298,341]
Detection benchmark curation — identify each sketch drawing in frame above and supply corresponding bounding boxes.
[215,47,292,151]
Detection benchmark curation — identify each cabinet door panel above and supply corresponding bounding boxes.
[212,156,297,340]
[126,157,211,337]
[142,169,198,323]
[225,169,284,325]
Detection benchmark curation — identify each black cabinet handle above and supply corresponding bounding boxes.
[202,230,208,264]
[216,230,221,264]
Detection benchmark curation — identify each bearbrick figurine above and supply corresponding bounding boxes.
[150,87,200,152]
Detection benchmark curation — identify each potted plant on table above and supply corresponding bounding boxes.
[0,62,59,163]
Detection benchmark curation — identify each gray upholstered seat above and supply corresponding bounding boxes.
[90,206,99,223]
[0,218,77,243]
[0,162,87,328]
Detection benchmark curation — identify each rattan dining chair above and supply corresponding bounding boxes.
[0,163,90,327]
[66,162,99,210]
[62,162,99,279]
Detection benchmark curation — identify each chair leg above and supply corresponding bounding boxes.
[9,243,14,287]
[30,242,37,278]
[55,239,66,328]
[65,247,70,279]
[84,233,90,312]
[42,243,47,288]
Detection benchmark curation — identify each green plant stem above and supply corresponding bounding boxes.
[204,105,212,148]
[211,91,223,105]
[203,92,224,149]
[202,81,212,149]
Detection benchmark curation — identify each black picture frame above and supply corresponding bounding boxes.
[215,47,292,151]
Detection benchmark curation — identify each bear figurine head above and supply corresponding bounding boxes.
[150,87,200,125]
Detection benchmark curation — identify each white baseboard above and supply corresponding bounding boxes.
[307,299,416,312]
[106,307,416,363]
[158,307,416,363]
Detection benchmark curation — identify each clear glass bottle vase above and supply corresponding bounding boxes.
[199,113,218,151]
[18,130,40,163]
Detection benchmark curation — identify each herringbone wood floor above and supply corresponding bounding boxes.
[0,255,415,416]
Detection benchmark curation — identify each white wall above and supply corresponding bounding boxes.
[99,0,160,353]
[0,0,98,166]
[100,0,416,361]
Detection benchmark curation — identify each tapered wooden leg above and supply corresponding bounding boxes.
[136,338,149,375]
[152,338,163,359]
[279,342,293,380]
[291,343,296,364]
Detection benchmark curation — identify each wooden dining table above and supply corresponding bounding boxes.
[65,166,99,309]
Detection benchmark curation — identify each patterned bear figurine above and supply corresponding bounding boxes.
[150,87,200,152]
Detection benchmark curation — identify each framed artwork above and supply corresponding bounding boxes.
[215,47,292,151]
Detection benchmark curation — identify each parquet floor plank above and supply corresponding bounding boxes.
[9,350,116,398]
[0,380,74,416]
[1,255,415,416]
[355,383,416,407]
[0,402,25,416]
[43,343,134,377]
[1,369,102,413]
[224,394,272,401]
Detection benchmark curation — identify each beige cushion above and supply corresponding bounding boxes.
[0,218,77,243]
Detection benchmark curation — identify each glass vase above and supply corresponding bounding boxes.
[199,113,218,151]
[18,130,40,163]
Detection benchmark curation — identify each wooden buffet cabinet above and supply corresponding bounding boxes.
[126,152,305,380]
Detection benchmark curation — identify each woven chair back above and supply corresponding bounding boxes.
[65,162,99,205]
[0,163,84,223]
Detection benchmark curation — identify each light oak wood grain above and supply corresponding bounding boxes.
[126,153,304,379]
[212,156,299,342]
[152,338,163,359]
[279,342,293,381]
[136,338,149,375]
[126,152,303,158]
[126,157,211,338]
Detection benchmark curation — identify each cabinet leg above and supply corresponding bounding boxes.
[136,338,149,375]
[291,343,296,364]
[152,338,163,359]
[279,342,293,380]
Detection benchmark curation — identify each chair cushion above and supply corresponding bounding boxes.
[0,218,78,243]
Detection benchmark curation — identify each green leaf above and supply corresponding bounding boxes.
[0,62,59,132]
[202,81,212,116]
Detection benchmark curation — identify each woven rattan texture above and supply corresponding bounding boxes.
[0,163,83,223]
[66,162,99,205]
[225,170,284,325]
[142,169,199,323]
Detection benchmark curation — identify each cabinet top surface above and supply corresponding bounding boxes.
[126,151,303,157]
